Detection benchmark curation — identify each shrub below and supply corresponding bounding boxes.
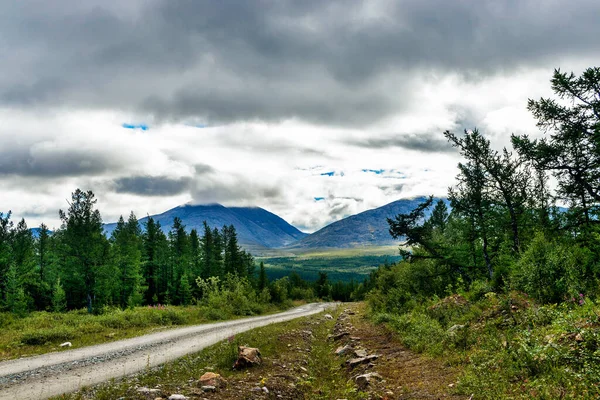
[375,311,446,355]
[514,233,585,304]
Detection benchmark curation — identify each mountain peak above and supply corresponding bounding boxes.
[104,203,306,252]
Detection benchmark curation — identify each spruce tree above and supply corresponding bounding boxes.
[58,189,109,313]
[258,261,268,291]
[51,277,67,312]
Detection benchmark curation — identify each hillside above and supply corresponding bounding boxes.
[288,197,436,249]
[104,204,307,250]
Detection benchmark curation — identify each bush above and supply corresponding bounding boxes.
[514,233,586,304]
[374,311,446,355]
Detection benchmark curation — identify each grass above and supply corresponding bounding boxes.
[0,302,297,361]
[52,306,366,400]
[371,291,600,399]
[259,250,402,283]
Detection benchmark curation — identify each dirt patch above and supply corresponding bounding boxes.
[332,304,469,399]
[187,304,468,399]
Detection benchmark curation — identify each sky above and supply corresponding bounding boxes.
[1,1,600,233]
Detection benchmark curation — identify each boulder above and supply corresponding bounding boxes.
[335,345,353,356]
[353,349,367,358]
[233,346,262,370]
[346,354,379,368]
[198,372,226,388]
[355,372,383,389]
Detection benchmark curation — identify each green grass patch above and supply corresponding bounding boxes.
[0,302,292,361]
[372,292,600,399]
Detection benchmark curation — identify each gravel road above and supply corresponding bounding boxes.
[0,303,334,400]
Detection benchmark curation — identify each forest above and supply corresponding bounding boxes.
[0,189,357,317]
[366,67,600,398]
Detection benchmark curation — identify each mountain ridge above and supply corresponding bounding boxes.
[103,203,307,250]
[286,196,438,249]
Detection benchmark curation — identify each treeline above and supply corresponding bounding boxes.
[0,190,357,315]
[370,66,600,312]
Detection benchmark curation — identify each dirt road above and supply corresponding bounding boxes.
[0,303,334,400]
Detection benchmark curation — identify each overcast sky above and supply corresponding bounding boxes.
[1,0,599,232]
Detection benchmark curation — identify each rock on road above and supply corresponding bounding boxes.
[0,303,335,400]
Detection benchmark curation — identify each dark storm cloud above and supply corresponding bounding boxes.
[349,134,456,153]
[1,1,600,125]
[190,177,283,205]
[113,176,192,197]
[113,163,215,196]
[0,143,119,177]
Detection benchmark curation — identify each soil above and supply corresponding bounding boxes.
[187,303,468,400]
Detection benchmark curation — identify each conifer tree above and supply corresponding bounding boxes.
[258,261,268,291]
[59,189,109,313]
[51,277,67,313]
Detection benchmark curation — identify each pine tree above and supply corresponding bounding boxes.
[513,67,600,233]
[58,189,109,313]
[111,213,144,308]
[179,274,192,306]
[5,263,28,315]
[51,277,67,313]
[169,217,190,304]
[258,261,268,291]
[0,212,13,306]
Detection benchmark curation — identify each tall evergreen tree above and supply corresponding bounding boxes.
[58,189,109,313]
[168,217,190,304]
[12,219,37,309]
[258,261,268,291]
[111,213,144,308]
[142,217,169,304]
[0,212,13,307]
[513,67,600,233]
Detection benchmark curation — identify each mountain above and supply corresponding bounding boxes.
[287,197,439,249]
[104,204,307,250]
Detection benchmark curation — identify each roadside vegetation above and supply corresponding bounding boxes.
[367,66,600,398]
[0,188,362,360]
[53,306,363,400]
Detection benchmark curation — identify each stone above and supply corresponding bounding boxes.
[168,395,188,400]
[198,372,226,388]
[346,355,379,368]
[201,386,216,392]
[575,333,584,342]
[353,349,367,358]
[335,345,353,356]
[262,386,269,394]
[137,387,162,396]
[355,372,383,389]
[324,314,334,320]
[59,342,72,348]
[328,332,349,341]
[233,346,262,370]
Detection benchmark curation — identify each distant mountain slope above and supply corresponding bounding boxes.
[288,197,438,249]
[104,204,307,250]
